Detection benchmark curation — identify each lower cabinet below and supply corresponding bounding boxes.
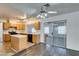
[32,34,40,44]
[3,34,11,42]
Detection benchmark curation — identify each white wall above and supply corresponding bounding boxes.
[0,22,3,42]
[40,22,45,43]
[43,11,79,51]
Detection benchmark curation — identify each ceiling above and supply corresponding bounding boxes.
[0,3,79,18]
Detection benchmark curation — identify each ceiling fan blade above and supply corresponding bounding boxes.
[48,11,57,14]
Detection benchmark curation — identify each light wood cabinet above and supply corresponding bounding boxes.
[3,22,10,30]
[32,34,40,44]
[34,21,40,30]
[16,23,25,30]
[3,34,11,42]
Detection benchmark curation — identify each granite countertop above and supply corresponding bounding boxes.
[11,34,27,38]
[3,30,40,35]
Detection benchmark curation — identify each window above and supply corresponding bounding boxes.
[58,26,66,34]
[44,27,49,34]
[32,28,36,32]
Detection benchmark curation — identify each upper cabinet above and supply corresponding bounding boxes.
[3,20,26,30]
[3,17,40,31]
[16,23,25,30]
[3,20,10,30]
[34,21,40,30]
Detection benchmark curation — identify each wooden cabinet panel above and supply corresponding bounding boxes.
[11,37,19,50]
[32,34,40,44]
[34,21,40,30]
[3,23,10,30]
[16,23,25,30]
[3,34,11,42]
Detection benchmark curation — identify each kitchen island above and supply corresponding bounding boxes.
[11,34,28,52]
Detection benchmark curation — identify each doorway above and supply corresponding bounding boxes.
[44,20,66,48]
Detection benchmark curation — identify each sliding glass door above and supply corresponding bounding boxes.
[53,20,66,48]
[44,20,66,48]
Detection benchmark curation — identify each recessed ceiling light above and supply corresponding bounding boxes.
[48,11,57,14]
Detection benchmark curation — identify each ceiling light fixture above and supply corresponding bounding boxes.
[37,3,57,19]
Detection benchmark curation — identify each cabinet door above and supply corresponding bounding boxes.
[32,35,40,43]
[16,23,25,30]
[21,23,25,30]
[32,35,37,43]
[3,34,11,42]
[34,21,40,30]
[3,23,10,30]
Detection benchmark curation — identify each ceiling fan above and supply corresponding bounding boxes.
[37,3,57,19]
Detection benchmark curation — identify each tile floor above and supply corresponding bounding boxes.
[13,43,79,56]
[0,42,15,56]
[0,42,79,56]
[0,42,34,56]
